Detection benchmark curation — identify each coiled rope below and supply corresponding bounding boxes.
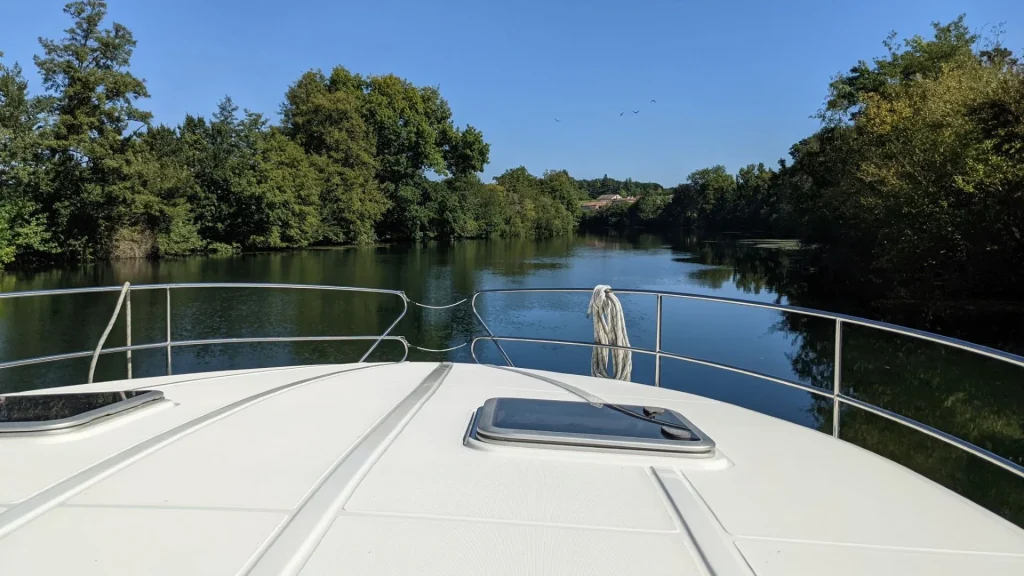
[587,285,632,381]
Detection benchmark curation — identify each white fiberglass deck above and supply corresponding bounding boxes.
[1,362,1022,576]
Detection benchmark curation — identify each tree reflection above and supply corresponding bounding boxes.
[0,237,583,390]
[680,235,1024,527]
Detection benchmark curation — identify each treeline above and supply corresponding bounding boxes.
[0,1,584,268]
[4,3,1023,303]
[576,175,664,199]
[581,163,775,232]
[584,16,1024,300]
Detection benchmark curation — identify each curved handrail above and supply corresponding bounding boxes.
[0,337,410,372]
[468,335,1024,480]
[469,287,1024,482]
[469,335,832,398]
[1,282,1021,482]
[0,282,410,375]
[470,287,1024,369]
[0,282,407,299]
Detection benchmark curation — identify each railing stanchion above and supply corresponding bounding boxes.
[165,287,173,375]
[833,318,843,438]
[358,295,408,363]
[654,295,663,387]
[470,293,515,367]
[126,287,132,379]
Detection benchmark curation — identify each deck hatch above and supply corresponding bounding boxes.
[472,397,714,454]
[0,390,163,434]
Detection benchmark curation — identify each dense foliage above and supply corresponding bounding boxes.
[575,175,664,199]
[584,16,1024,302]
[0,1,584,268]
[3,4,1023,307]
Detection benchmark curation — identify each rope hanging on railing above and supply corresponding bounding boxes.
[407,297,467,310]
[587,285,632,381]
[405,339,470,353]
[88,282,131,385]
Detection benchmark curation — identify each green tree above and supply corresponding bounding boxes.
[281,67,490,242]
[826,15,978,121]
[535,170,582,235]
[774,126,862,242]
[0,54,52,266]
[493,166,538,236]
[540,170,585,214]
[851,50,1024,297]
[776,17,1024,301]
[592,201,632,228]
[362,73,489,238]
[629,192,671,226]
[130,125,204,257]
[733,163,776,229]
[686,165,737,227]
[33,0,153,259]
[576,174,663,199]
[179,98,321,250]
[281,68,386,244]
[465,180,511,237]
[248,128,322,248]
[492,167,579,237]
[427,175,477,239]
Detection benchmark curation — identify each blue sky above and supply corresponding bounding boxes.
[2,0,1021,185]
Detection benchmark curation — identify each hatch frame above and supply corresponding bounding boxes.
[0,390,164,434]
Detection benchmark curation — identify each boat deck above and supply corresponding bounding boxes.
[1,362,1022,575]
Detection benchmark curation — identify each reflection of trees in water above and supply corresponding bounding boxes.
[683,234,1024,527]
[673,236,797,298]
[795,323,1024,527]
[0,237,582,388]
[401,238,579,362]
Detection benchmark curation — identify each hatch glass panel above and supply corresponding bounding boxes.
[472,397,714,454]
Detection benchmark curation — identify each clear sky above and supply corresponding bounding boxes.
[2,0,1022,185]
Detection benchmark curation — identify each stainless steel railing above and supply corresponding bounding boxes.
[0,283,410,376]
[0,282,1021,482]
[468,287,1024,481]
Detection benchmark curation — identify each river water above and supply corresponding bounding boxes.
[0,233,1021,525]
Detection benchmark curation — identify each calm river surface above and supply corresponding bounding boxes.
[0,233,1021,525]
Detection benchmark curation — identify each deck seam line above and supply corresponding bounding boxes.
[58,503,290,514]
[734,534,1024,558]
[335,508,680,534]
[244,362,453,576]
[0,363,390,541]
[653,467,757,576]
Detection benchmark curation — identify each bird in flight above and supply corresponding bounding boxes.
[554,118,561,122]
[650,99,657,104]
[632,110,640,114]
[619,111,624,116]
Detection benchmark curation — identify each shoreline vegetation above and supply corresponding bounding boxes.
[2,3,1023,308]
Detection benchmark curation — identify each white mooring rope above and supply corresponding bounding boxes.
[587,285,632,381]
[88,282,131,386]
